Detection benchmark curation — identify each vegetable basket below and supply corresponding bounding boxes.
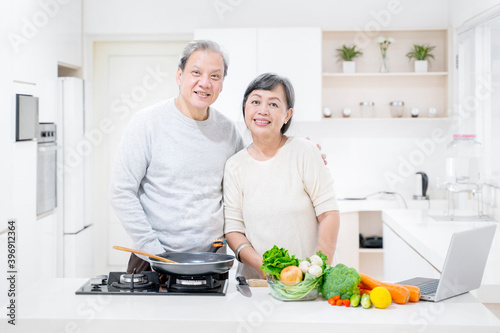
[266,274,321,301]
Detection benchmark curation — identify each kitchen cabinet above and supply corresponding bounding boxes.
[322,29,452,119]
[337,211,384,280]
[194,27,322,122]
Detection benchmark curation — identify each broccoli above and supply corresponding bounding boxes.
[319,263,361,299]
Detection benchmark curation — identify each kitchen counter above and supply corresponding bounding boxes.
[2,272,499,332]
[338,198,440,212]
[382,209,500,302]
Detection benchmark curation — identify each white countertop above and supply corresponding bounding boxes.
[2,272,500,332]
[382,209,500,302]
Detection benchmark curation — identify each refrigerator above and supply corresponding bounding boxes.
[57,77,93,278]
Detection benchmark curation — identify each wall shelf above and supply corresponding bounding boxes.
[359,248,384,254]
[323,72,449,77]
[322,29,452,119]
[320,117,451,122]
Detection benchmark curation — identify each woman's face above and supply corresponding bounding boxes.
[244,85,293,137]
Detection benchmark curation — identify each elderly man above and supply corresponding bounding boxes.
[109,40,244,274]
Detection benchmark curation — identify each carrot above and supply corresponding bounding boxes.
[360,288,371,295]
[359,273,410,305]
[358,282,371,290]
[400,284,421,302]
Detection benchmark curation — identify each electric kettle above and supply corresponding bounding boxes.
[414,172,429,200]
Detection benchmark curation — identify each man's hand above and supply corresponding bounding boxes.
[306,137,327,165]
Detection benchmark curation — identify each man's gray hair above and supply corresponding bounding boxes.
[178,40,229,77]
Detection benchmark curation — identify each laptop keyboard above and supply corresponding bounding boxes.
[419,280,439,295]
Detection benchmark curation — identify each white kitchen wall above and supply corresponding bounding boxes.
[84,0,449,34]
[287,119,450,200]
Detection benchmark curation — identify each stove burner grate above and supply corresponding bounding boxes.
[111,269,156,290]
[166,273,224,290]
[111,281,155,290]
[168,279,222,292]
[120,272,148,284]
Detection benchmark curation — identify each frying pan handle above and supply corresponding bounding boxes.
[209,240,226,253]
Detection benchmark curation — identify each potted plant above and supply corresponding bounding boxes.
[406,44,436,72]
[336,44,363,73]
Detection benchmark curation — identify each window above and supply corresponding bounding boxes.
[457,13,500,187]
[488,17,500,182]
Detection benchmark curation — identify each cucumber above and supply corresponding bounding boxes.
[350,294,361,307]
[361,293,371,309]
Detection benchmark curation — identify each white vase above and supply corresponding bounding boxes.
[343,61,356,74]
[415,60,428,73]
[380,50,388,73]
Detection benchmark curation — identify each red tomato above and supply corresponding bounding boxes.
[343,299,351,307]
[328,298,336,305]
[336,299,343,306]
[333,295,340,302]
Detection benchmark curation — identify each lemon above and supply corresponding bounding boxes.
[370,287,392,309]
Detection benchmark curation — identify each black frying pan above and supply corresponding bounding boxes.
[148,242,234,276]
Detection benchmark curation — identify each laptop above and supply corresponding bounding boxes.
[397,224,496,302]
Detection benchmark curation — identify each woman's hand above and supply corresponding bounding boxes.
[226,231,265,278]
[306,137,327,165]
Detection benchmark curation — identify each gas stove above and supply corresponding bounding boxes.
[75,270,229,296]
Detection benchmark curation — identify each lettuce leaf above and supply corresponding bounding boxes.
[261,245,300,280]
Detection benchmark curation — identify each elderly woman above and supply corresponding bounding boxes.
[223,73,340,279]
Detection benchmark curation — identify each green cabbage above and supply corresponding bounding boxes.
[261,245,300,279]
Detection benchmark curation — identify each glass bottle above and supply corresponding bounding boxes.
[390,101,404,117]
[360,101,374,117]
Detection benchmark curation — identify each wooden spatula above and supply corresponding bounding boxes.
[113,245,178,264]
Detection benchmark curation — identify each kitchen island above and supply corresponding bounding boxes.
[2,272,499,333]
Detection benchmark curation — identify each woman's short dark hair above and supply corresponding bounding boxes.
[178,40,229,78]
[242,73,295,134]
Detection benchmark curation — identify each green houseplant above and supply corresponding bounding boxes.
[336,44,363,73]
[406,44,436,72]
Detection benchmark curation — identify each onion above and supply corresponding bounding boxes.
[309,255,323,266]
[299,260,311,273]
[280,266,303,285]
[308,264,322,277]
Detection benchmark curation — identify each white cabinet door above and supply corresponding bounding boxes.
[257,27,322,122]
[58,0,82,67]
[64,225,93,278]
[336,212,360,269]
[194,28,258,122]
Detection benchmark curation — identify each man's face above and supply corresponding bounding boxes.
[176,50,225,114]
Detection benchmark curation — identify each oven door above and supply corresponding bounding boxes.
[37,142,57,216]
